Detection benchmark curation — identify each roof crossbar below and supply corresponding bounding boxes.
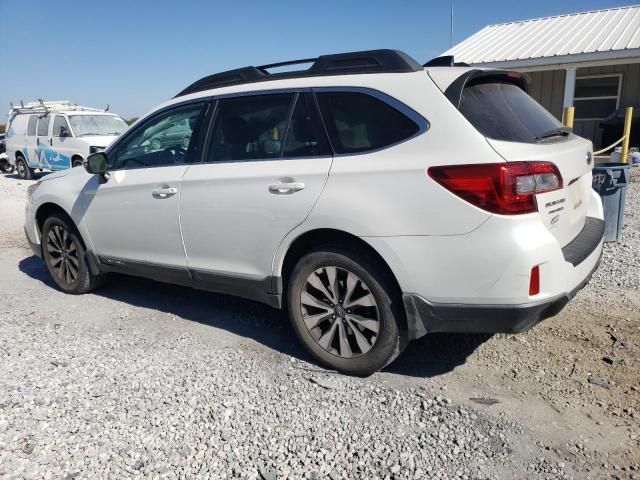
[175,49,423,98]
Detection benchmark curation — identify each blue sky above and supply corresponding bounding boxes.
[0,0,633,119]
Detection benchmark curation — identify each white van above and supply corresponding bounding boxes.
[5,101,128,179]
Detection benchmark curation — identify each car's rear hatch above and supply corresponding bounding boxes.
[429,69,594,247]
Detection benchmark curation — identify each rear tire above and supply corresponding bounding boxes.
[41,213,105,294]
[287,245,406,376]
[72,157,83,168]
[16,156,33,180]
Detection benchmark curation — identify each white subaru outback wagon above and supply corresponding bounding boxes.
[25,50,604,375]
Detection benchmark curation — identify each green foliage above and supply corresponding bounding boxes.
[125,117,139,126]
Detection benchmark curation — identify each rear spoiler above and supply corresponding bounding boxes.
[444,70,531,109]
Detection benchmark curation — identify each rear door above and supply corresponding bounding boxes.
[35,114,51,168]
[456,76,594,246]
[25,115,39,167]
[179,92,332,294]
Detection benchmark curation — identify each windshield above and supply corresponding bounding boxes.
[459,81,563,143]
[68,115,128,137]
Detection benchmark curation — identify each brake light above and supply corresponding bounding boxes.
[427,162,562,215]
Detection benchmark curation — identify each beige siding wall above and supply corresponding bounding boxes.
[525,63,640,148]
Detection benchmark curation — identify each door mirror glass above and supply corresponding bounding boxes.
[85,152,108,174]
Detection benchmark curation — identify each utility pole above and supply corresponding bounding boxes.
[450,4,454,48]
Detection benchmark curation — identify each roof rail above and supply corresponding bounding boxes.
[423,55,470,67]
[175,49,423,98]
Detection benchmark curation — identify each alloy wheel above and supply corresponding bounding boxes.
[46,225,80,285]
[300,266,380,358]
[17,161,25,178]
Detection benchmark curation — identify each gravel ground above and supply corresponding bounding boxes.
[0,169,638,479]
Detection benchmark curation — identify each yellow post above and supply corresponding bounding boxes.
[563,106,574,128]
[620,106,633,163]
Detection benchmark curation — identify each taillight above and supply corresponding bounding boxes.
[427,162,562,215]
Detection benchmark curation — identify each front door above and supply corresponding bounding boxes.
[83,101,208,280]
[180,92,333,297]
[50,115,74,169]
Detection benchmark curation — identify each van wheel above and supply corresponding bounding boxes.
[72,158,83,168]
[287,245,406,376]
[41,213,105,294]
[16,156,33,180]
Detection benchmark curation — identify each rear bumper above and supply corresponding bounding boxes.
[403,249,601,338]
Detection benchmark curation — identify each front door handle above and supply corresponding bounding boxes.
[268,182,305,195]
[152,187,178,199]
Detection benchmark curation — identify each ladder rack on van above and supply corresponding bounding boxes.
[8,100,105,117]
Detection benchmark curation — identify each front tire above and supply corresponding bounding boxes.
[287,246,406,376]
[72,157,83,168]
[16,156,33,180]
[41,213,105,294]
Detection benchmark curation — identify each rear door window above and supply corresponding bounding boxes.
[27,115,38,136]
[316,91,419,154]
[207,93,295,162]
[459,81,563,143]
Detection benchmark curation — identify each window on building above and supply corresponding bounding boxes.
[574,75,621,120]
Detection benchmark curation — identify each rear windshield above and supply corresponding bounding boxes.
[459,81,563,143]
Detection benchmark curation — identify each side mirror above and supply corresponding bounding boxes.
[85,152,108,175]
[60,126,70,138]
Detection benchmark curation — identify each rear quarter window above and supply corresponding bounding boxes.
[459,81,562,143]
[316,91,420,154]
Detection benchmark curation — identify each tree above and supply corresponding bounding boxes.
[0,124,5,134]
[125,117,139,126]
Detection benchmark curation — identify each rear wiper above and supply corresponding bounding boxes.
[535,126,571,141]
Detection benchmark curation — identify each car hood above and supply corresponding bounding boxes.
[78,135,120,147]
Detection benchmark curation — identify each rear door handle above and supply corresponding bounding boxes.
[152,187,178,199]
[268,182,305,195]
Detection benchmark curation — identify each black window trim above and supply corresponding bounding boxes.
[105,98,210,171]
[105,86,429,168]
[312,86,430,157]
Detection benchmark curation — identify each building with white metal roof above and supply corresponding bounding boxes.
[444,5,640,148]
